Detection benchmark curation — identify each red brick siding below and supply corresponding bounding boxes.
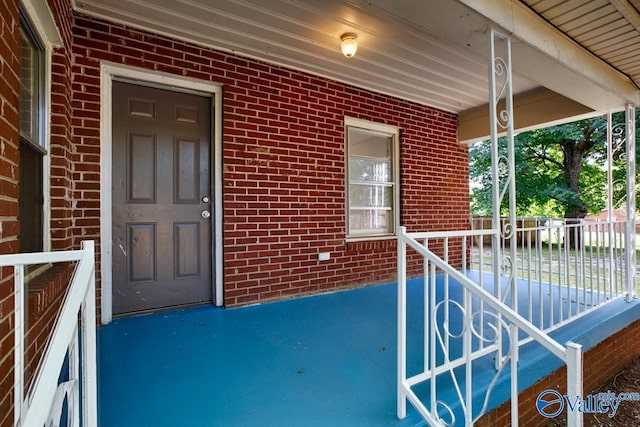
[476,318,640,426]
[0,3,637,427]
[48,0,76,252]
[71,16,469,307]
[0,1,77,424]
[24,6,94,419]
[0,0,20,424]
[23,264,74,389]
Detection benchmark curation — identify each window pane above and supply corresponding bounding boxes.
[348,129,390,158]
[349,209,392,235]
[348,129,392,182]
[19,25,40,144]
[19,13,45,253]
[348,158,391,182]
[349,184,393,208]
[19,143,43,252]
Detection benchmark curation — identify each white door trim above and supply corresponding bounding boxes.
[100,62,224,324]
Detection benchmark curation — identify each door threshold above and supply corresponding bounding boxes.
[113,300,216,319]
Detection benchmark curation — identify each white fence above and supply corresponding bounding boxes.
[397,226,583,426]
[470,217,631,331]
[0,241,97,427]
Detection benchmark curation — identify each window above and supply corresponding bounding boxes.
[345,117,400,239]
[19,8,46,253]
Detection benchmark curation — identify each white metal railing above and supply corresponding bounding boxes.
[0,240,97,427]
[397,227,583,426]
[470,216,632,331]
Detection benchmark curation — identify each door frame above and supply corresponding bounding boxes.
[99,62,224,324]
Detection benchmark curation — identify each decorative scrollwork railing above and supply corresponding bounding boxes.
[397,227,583,426]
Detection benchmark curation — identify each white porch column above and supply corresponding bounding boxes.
[607,113,614,222]
[607,113,616,298]
[488,28,518,426]
[625,104,636,301]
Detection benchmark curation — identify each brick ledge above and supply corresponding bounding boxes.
[27,263,75,324]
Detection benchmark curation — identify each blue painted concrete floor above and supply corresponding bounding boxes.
[98,277,640,426]
[98,281,427,427]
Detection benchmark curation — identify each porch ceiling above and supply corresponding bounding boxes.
[71,0,640,142]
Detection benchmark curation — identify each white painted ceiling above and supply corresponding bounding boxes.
[72,0,640,131]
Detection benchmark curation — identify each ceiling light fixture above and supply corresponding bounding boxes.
[340,32,358,58]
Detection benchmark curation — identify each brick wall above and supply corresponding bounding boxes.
[24,264,74,389]
[49,0,76,252]
[0,0,20,424]
[31,0,86,393]
[476,318,640,426]
[0,1,77,424]
[71,15,469,308]
[0,6,468,423]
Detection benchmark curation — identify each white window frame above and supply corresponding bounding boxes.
[19,0,62,252]
[345,117,400,241]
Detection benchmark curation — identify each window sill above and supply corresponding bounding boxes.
[345,234,396,243]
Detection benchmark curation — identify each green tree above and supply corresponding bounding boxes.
[469,112,638,220]
[516,118,607,219]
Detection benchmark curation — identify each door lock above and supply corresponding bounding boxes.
[202,196,210,203]
[201,210,211,219]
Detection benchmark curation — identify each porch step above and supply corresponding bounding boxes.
[416,295,640,424]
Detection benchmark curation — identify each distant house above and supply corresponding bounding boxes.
[586,209,640,232]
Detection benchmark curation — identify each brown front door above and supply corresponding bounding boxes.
[112,81,213,314]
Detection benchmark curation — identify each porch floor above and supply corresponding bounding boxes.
[98,280,428,426]
[97,276,640,426]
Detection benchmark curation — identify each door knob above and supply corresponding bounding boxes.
[201,210,211,219]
